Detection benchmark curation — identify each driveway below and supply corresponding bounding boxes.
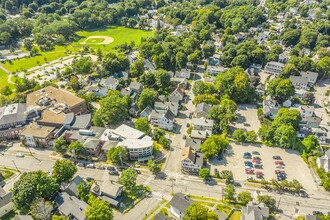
[209,142,318,191]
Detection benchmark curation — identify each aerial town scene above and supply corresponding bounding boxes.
[0,0,330,219]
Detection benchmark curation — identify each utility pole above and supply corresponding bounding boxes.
[12,160,19,172]
[119,151,123,167]
[277,196,282,211]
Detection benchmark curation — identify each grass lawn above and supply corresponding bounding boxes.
[0,168,14,179]
[188,194,218,202]
[85,38,106,44]
[216,203,233,216]
[73,26,154,51]
[229,210,242,220]
[3,45,75,73]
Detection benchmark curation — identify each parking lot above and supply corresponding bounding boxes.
[209,142,318,190]
[234,104,261,133]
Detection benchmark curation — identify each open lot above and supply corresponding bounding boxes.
[73,26,154,50]
[209,142,318,190]
[234,104,261,133]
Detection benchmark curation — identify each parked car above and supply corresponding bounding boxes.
[277,174,286,181]
[96,165,105,170]
[247,176,254,180]
[273,156,282,160]
[246,169,254,174]
[183,135,187,140]
[245,161,253,165]
[253,157,261,161]
[252,151,260,155]
[243,152,252,159]
[77,162,85,167]
[86,164,95,168]
[15,153,24,157]
[86,177,94,182]
[252,159,261,163]
[255,171,264,178]
[109,170,119,175]
[275,161,284,165]
[107,166,115,171]
[275,170,286,175]
[315,179,322,186]
[134,169,141,174]
[312,211,323,215]
[233,182,241,187]
[276,164,285,169]
[254,164,263,169]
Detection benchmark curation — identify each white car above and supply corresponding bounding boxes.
[315,179,322,186]
[96,165,105,170]
[15,153,24,157]
[86,164,95,168]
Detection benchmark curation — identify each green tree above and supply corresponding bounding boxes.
[154,69,171,90]
[152,128,165,141]
[0,86,12,96]
[68,141,86,158]
[176,51,188,69]
[280,29,301,46]
[119,167,138,191]
[85,196,113,220]
[97,91,131,125]
[231,54,250,69]
[198,168,210,180]
[73,56,93,75]
[224,184,236,201]
[77,182,90,203]
[148,160,161,175]
[30,197,53,220]
[92,112,104,127]
[233,129,245,142]
[200,135,229,159]
[257,195,276,213]
[135,118,151,135]
[52,159,77,184]
[183,202,218,220]
[280,63,300,78]
[267,78,295,103]
[70,76,80,91]
[193,94,220,105]
[238,191,252,205]
[53,137,68,155]
[130,60,145,78]
[107,146,128,166]
[273,125,300,149]
[24,39,33,51]
[301,135,318,153]
[245,131,257,143]
[52,215,69,220]
[317,56,330,78]
[137,88,158,110]
[159,136,170,149]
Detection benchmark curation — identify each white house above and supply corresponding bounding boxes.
[140,105,153,118]
[149,109,175,131]
[170,193,193,219]
[316,150,330,172]
[192,118,214,131]
[171,83,185,101]
[181,146,204,173]
[0,187,13,218]
[264,61,285,76]
[263,96,280,119]
[301,71,318,85]
[154,101,179,116]
[206,66,226,75]
[290,76,309,90]
[100,76,119,90]
[299,105,315,118]
[175,69,191,79]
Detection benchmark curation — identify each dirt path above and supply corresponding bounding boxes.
[80,36,114,45]
[0,65,16,84]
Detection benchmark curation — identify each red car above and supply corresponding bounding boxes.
[252,159,261,163]
[246,169,254,174]
[275,161,284,165]
[255,171,264,178]
[253,156,261,161]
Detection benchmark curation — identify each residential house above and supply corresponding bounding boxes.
[140,105,153,118]
[129,82,143,95]
[192,118,214,131]
[91,180,123,207]
[263,96,280,119]
[0,103,28,140]
[206,66,226,75]
[175,69,191,79]
[19,122,55,147]
[154,101,179,116]
[64,175,87,198]
[149,109,175,131]
[194,102,211,118]
[278,53,288,63]
[129,103,139,117]
[316,150,330,172]
[100,76,119,90]
[299,106,315,118]
[0,187,13,218]
[171,78,188,88]
[306,215,321,220]
[55,192,88,220]
[241,202,269,220]
[290,76,309,90]
[185,138,201,152]
[81,137,103,156]
[143,59,155,72]
[299,116,322,128]
[154,213,172,220]
[170,193,193,219]
[234,32,246,41]
[171,83,185,101]
[190,130,211,140]
[208,53,221,66]
[181,146,204,173]
[86,86,108,97]
[264,62,285,75]
[256,31,271,44]
[301,71,318,85]
[312,127,327,143]
[13,215,34,220]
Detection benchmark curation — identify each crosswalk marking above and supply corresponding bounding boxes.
[164,170,181,179]
[151,191,167,198]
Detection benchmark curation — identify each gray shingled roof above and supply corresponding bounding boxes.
[55,192,87,220]
[72,113,91,130]
[64,175,87,197]
[170,193,192,213]
[195,102,211,114]
[0,103,26,125]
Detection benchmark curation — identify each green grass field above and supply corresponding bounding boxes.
[0,69,15,90]
[85,38,106,44]
[73,26,154,50]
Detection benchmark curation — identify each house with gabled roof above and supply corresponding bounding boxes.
[0,187,13,218]
[140,105,153,118]
[170,193,193,219]
[241,202,269,220]
[180,146,204,174]
[149,109,175,131]
[63,175,87,198]
[55,192,87,220]
[171,83,185,101]
[100,76,119,90]
[317,150,330,172]
[194,102,212,118]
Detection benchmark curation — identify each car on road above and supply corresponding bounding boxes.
[315,179,322,186]
[273,156,282,160]
[183,135,187,140]
[233,182,241,187]
[86,164,95,168]
[252,151,260,155]
[312,211,323,215]
[86,177,94,182]
[109,170,119,175]
[96,165,105,170]
[15,153,24,157]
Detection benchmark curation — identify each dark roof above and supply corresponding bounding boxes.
[64,175,87,197]
[170,193,192,213]
[71,113,92,130]
[83,138,101,150]
[0,189,12,208]
[185,138,201,151]
[154,213,172,220]
[195,102,211,114]
[141,105,153,115]
[63,113,75,125]
[0,103,26,125]
[164,109,175,121]
[55,192,87,220]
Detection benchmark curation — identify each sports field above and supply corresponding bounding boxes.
[73,26,154,50]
